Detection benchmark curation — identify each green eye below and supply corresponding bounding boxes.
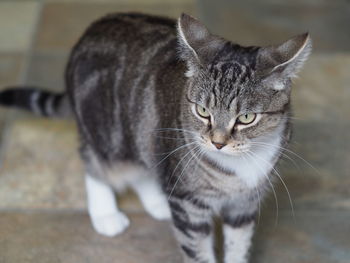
[237,113,256,124]
[196,105,210,118]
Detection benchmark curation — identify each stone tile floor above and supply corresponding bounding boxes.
[0,0,349,262]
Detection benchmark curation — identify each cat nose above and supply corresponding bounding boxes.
[212,141,226,150]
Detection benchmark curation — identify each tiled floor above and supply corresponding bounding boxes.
[0,0,349,262]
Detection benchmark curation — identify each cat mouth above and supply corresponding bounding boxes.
[205,145,250,157]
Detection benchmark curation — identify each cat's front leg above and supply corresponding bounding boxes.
[222,212,256,263]
[169,197,216,263]
[85,175,130,237]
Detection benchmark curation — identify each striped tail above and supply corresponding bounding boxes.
[0,87,71,118]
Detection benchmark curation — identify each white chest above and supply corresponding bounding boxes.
[205,136,281,189]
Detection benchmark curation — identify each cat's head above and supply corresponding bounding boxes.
[177,14,311,170]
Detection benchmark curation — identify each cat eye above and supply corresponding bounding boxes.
[237,113,256,125]
[196,105,210,119]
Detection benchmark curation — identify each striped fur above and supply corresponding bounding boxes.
[0,87,71,118]
[0,12,311,263]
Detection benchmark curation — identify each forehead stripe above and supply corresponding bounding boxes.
[211,86,218,107]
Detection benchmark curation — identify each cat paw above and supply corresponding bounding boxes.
[91,212,130,237]
[144,198,172,220]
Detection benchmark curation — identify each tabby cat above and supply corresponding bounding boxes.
[0,13,311,263]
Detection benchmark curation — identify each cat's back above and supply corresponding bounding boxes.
[69,13,177,67]
[66,13,183,163]
[86,12,177,41]
[67,12,180,100]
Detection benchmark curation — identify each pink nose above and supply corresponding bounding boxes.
[212,142,226,150]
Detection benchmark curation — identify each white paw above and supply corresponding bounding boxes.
[144,198,172,220]
[91,212,130,237]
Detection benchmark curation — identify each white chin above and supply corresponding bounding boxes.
[207,147,245,157]
[203,137,282,189]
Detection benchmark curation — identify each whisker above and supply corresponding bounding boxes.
[177,147,204,186]
[151,141,198,170]
[250,141,319,174]
[151,136,189,143]
[245,151,279,226]
[241,152,261,226]
[153,137,205,156]
[152,128,198,135]
[250,142,300,170]
[184,148,206,196]
[248,150,295,221]
[166,144,201,188]
[168,146,202,200]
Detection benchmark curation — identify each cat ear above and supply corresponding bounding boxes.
[177,13,224,77]
[258,33,312,88]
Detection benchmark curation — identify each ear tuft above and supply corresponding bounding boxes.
[271,33,312,77]
[177,13,225,77]
[258,33,312,79]
[177,13,210,63]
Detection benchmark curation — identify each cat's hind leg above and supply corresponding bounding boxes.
[130,176,171,220]
[85,174,130,237]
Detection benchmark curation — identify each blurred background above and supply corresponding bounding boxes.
[0,0,349,262]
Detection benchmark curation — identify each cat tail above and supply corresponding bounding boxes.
[0,87,71,118]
